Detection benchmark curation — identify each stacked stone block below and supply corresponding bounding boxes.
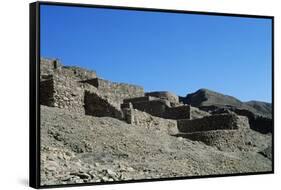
[176,114,253,151]
[122,96,209,120]
[84,91,124,120]
[40,58,146,116]
[200,105,273,134]
[40,58,268,152]
[82,78,145,109]
[177,114,239,133]
[145,91,180,106]
[40,75,55,106]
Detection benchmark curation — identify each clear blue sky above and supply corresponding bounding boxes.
[40,5,272,103]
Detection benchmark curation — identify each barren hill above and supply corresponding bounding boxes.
[181,88,272,117]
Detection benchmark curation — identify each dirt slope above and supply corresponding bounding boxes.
[40,106,272,186]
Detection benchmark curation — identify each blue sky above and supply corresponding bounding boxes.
[40,5,272,102]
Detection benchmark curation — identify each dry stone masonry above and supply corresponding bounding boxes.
[84,90,124,120]
[82,78,144,109]
[39,58,272,185]
[121,95,210,120]
[177,113,239,133]
[40,58,144,114]
[40,58,272,151]
[145,91,180,106]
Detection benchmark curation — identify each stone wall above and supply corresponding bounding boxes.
[199,105,273,134]
[250,116,272,134]
[40,73,94,114]
[83,78,145,109]
[175,115,252,151]
[40,58,97,81]
[164,106,191,120]
[145,91,179,106]
[178,130,244,151]
[122,108,178,134]
[40,58,62,76]
[40,58,99,114]
[164,106,210,120]
[40,58,144,114]
[51,74,88,114]
[61,66,97,81]
[122,97,210,120]
[84,91,124,120]
[189,106,211,119]
[123,96,159,104]
[40,75,55,106]
[177,114,239,133]
[124,99,170,118]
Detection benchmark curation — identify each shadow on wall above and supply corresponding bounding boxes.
[84,91,124,120]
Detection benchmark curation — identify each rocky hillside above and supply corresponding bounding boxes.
[40,58,273,186]
[245,100,272,116]
[41,106,272,185]
[181,88,272,118]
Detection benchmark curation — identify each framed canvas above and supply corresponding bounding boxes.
[29,1,274,188]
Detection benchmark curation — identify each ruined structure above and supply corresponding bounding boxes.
[84,90,124,120]
[40,58,272,151]
[181,88,273,134]
[177,113,239,133]
[40,58,144,115]
[121,94,210,120]
[39,58,272,185]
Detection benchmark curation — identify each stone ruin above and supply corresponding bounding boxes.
[199,105,273,134]
[121,94,210,120]
[40,58,272,151]
[40,58,145,115]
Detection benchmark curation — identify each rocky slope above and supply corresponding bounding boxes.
[181,88,272,118]
[245,100,272,117]
[40,58,272,186]
[41,106,272,186]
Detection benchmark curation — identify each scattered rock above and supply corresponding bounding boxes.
[40,58,272,186]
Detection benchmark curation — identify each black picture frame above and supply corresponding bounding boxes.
[30,1,274,189]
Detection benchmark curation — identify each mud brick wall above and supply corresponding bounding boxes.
[177,114,239,133]
[84,78,145,109]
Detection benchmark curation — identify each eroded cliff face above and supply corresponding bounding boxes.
[40,58,272,186]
